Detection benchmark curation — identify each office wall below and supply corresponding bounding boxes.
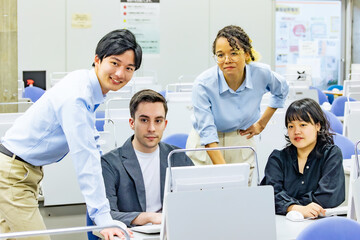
[18,0,66,88]
[18,0,274,89]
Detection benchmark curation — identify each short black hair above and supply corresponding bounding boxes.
[129,89,168,118]
[92,29,142,70]
[285,98,334,146]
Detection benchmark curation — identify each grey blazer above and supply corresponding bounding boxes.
[101,135,194,226]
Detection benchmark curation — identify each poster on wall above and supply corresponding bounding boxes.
[275,1,341,88]
[120,0,160,54]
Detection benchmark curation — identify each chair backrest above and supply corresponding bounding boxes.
[323,110,343,134]
[309,86,329,105]
[297,216,360,240]
[162,133,189,149]
[333,133,355,159]
[23,86,45,102]
[86,211,100,240]
[330,96,356,117]
[158,90,167,98]
[326,84,343,104]
[95,111,105,131]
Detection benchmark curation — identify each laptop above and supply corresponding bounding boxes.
[131,224,161,234]
[164,185,276,240]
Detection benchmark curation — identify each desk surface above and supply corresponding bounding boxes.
[99,215,317,240]
[322,90,343,96]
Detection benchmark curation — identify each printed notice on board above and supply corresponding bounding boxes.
[71,13,92,28]
[120,0,160,54]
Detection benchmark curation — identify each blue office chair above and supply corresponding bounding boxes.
[333,133,355,159]
[158,90,167,99]
[162,133,189,149]
[323,109,343,134]
[95,111,105,131]
[330,96,356,117]
[297,216,360,240]
[86,211,100,240]
[326,84,343,104]
[309,86,329,105]
[23,86,45,102]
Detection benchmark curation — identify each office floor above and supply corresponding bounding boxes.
[40,203,87,240]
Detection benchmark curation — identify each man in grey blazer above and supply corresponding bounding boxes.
[101,89,193,227]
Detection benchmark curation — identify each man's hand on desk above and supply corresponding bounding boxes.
[131,212,162,226]
[100,227,133,240]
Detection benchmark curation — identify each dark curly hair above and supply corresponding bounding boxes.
[285,98,334,147]
[212,25,258,63]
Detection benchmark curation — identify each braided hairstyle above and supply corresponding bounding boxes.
[212,25,260,64]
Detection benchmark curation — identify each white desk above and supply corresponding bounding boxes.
[275,215,314,240]
[96,215,318,240]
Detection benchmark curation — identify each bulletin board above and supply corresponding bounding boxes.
[275,1,342,88]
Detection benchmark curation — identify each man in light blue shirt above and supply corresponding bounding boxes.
[0,29,141,240]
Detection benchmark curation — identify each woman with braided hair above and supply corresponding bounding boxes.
[186,25,289,183]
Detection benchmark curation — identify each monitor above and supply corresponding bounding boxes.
[23,70,46,90]
[168,163,250,193]
[160,146,275,240]
[348,142,360,222]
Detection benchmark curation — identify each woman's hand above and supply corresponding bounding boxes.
[239,107,277,139]
[288,203,326,218]
[238,122,264,139]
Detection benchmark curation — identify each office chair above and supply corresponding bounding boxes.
[23,86,45,103]
[158,90,167,98]
[323,109,343,134]
[326,85,343,104]
[330,96,356,117]
[95,111,105,131]
[296,217,360,240]
[333,133,355,159]
[309,86,329,105]
[158,90,174,99]
[86,211,100,240]
[162,133,189,149]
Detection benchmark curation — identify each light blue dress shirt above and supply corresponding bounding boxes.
[2,69,113,226]
[192,62,289,146]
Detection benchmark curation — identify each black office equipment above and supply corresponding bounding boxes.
[22,71,46,90]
